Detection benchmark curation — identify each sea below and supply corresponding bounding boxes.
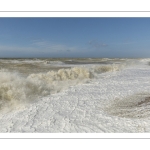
[1,58,150,132]
[0,58,126,109]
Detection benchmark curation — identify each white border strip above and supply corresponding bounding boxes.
[0,12,150,17]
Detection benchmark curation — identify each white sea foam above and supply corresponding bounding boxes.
[0,62,125,111]
[28,67,93,81]
[0,67,93,109]
[0,70,40,106]
[1,58,150,132]
[105,93,150,118]
[0,59,138,112]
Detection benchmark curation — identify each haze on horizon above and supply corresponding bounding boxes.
[0,18,150,58]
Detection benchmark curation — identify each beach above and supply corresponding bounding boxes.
[0,58,150,132]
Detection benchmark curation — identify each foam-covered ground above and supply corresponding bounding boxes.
[1,59,150,132]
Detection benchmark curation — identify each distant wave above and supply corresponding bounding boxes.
[93,65,121,74]
[44,60,65,65]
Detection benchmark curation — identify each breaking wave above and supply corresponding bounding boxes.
[0,67,94,110]
[28,67,93,81]
[0,62,125,112]
[44,60,65,65]
[93,64,121,74]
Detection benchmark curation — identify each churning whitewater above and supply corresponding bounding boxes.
[0,58,124,111]
[0,58,150,132]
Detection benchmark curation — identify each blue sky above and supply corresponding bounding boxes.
[0,18,150,58]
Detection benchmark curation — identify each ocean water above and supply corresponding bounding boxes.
[0,58,128,111]
[1,58,150,132]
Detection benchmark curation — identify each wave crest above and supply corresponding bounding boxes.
[93,64,121,74]
[0,67,93,110]
[0,64,123,112]
[28,67,93,81]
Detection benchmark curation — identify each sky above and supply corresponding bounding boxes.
[0,18,150,58]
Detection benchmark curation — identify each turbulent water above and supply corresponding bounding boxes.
[0,58,136,112]
[2,58,150,132]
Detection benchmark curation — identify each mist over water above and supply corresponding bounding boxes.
[0,58,128,112]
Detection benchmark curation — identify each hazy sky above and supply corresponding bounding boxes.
[0,18,150,58]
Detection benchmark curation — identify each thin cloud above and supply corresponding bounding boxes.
[0,42,79,55]
[88,40,108,49]
[31,39,78,53]
[31,40,49,48]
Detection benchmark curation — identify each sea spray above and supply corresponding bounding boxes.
[28,67,93,81]
[0,67,94,110]
[0,59,127,112]
[93,64,120,74]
